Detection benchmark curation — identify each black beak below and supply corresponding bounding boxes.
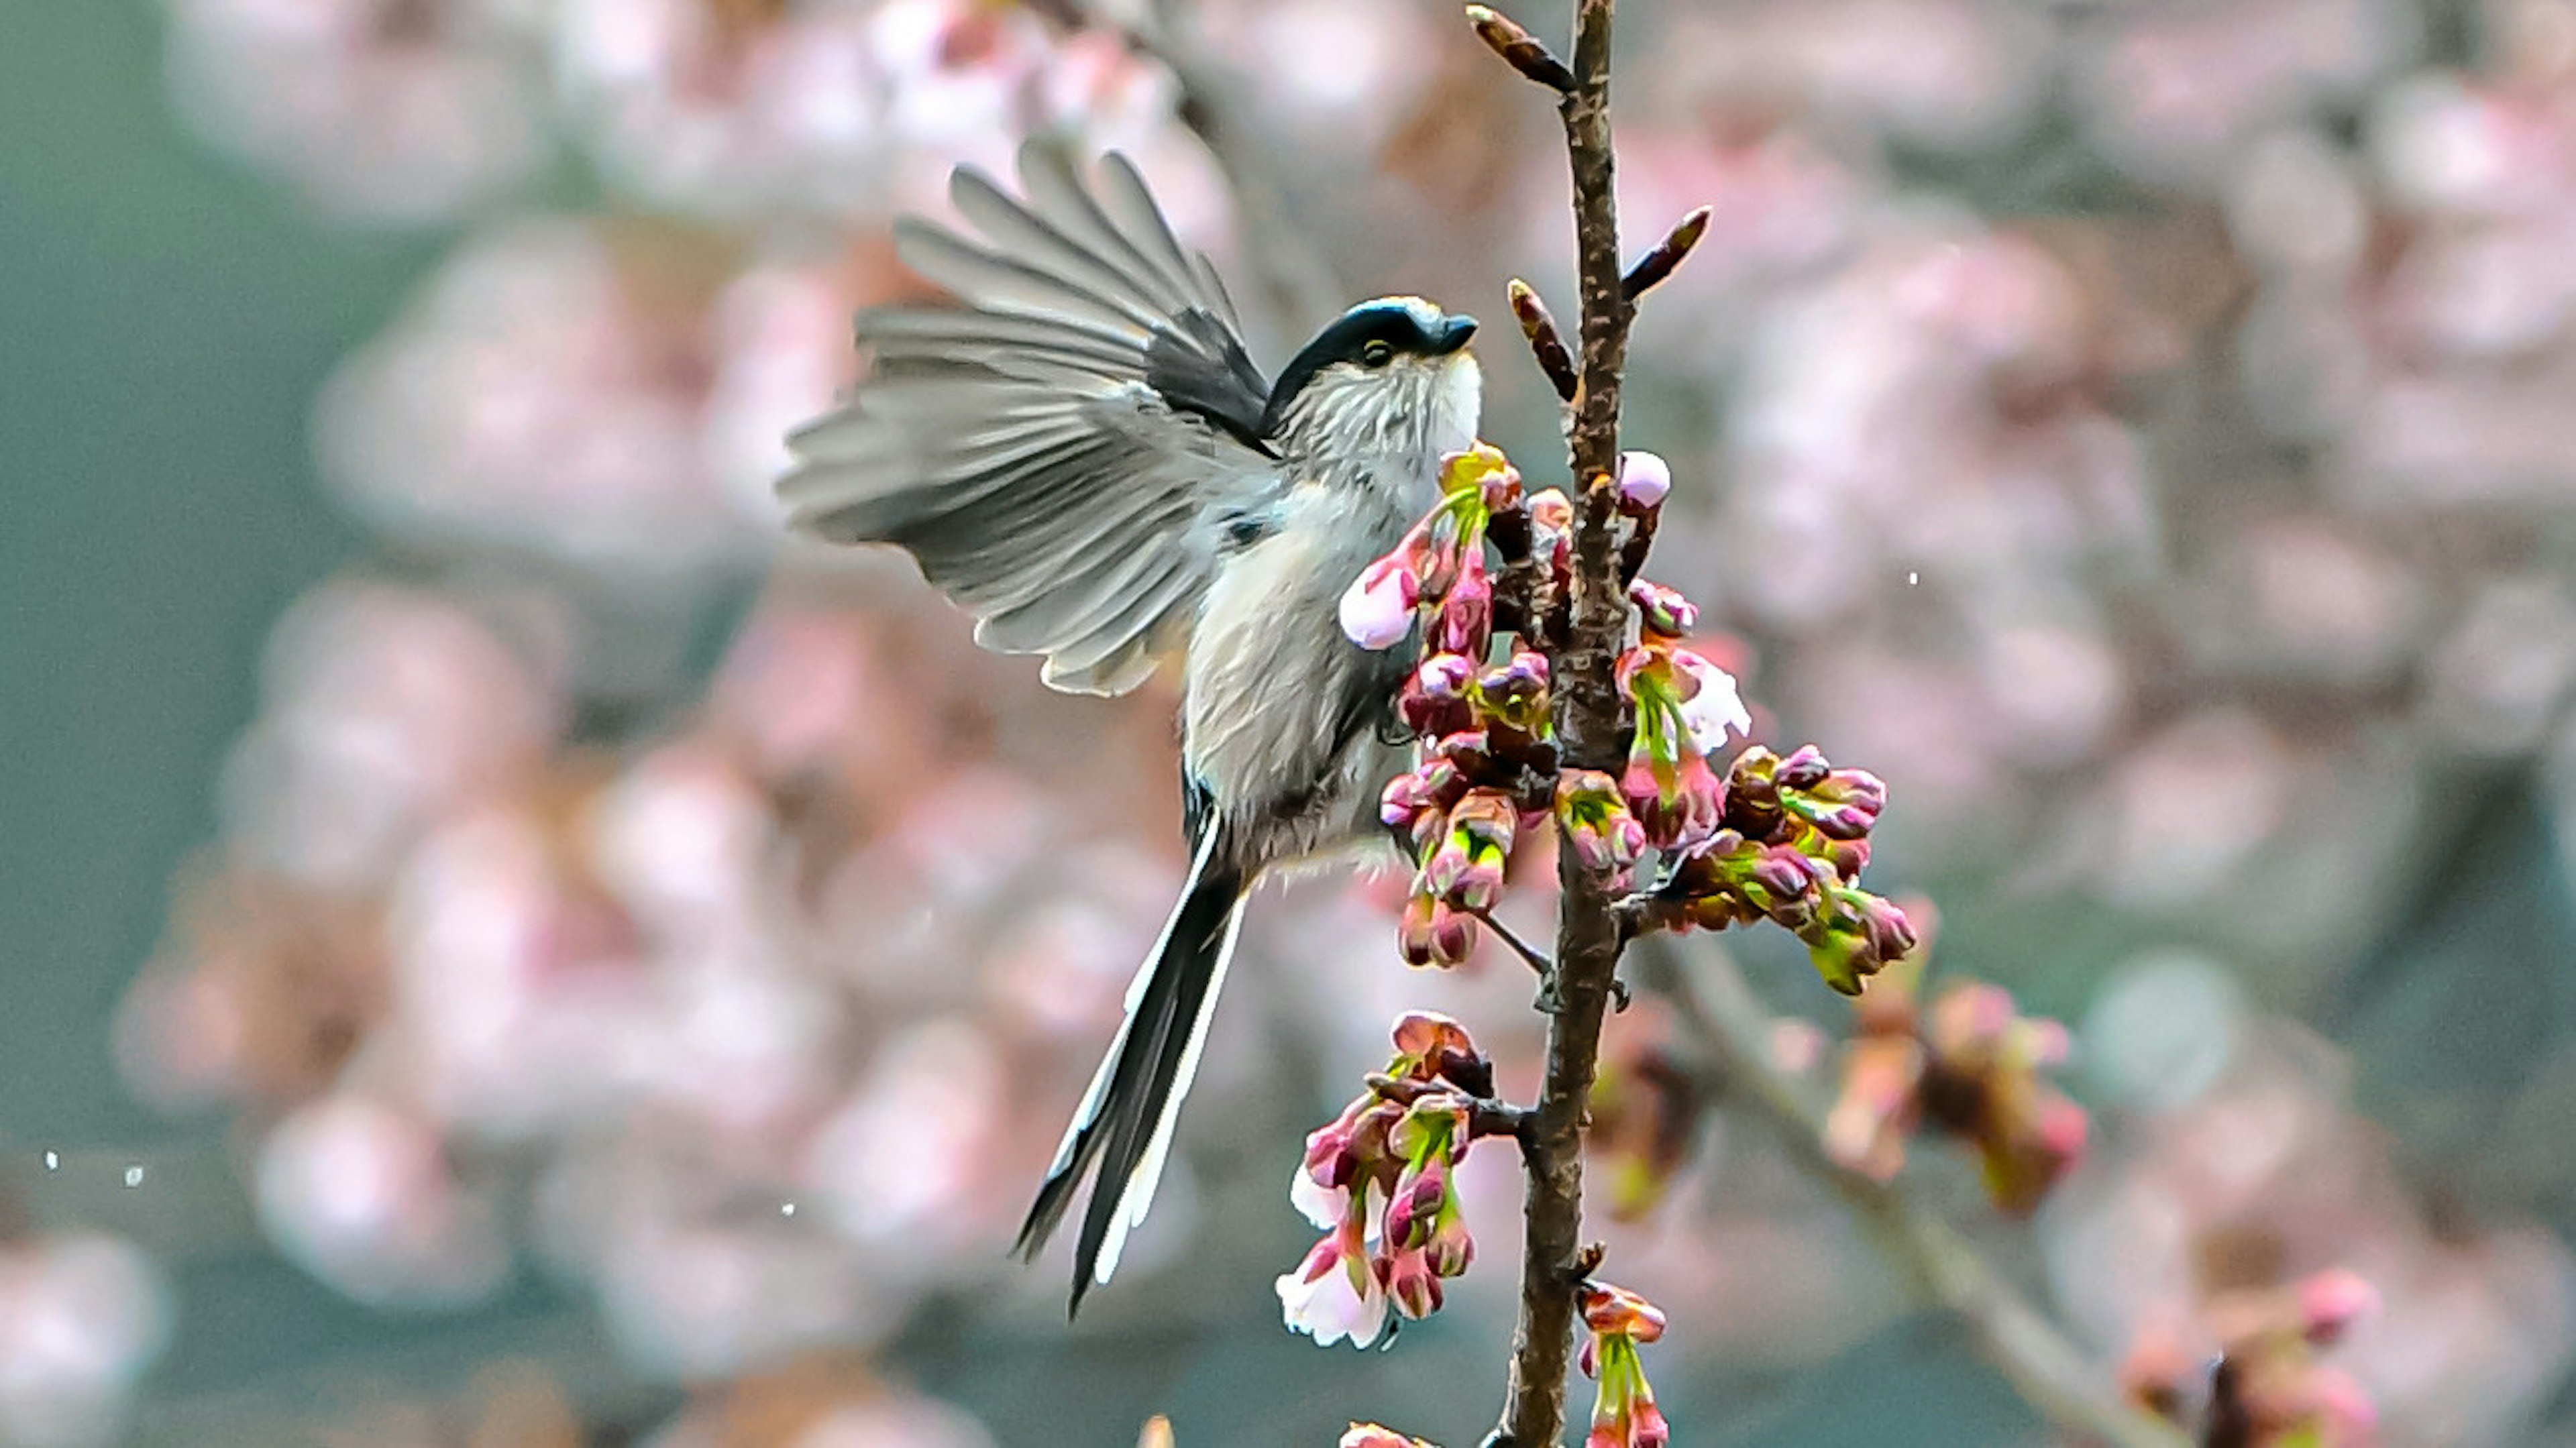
[1432,315,1479,354]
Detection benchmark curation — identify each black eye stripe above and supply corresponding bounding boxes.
[1263,300,1471,433]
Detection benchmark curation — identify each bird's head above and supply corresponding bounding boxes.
[1260,296,1481,463]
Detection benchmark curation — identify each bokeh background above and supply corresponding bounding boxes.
[8,0,2576,1443]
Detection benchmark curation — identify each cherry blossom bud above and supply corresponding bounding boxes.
[1628,580,1697,638]
[1401,653,1478,738]
[1388,1092,1470,1165]
[1390,1011,1477,1069]
[1615,451,1670,512]
[1380,1245,1444,1319]
[1340,555,1419,650]
[1425,838,1503,912]
[1381,764,1462,853]
[1621,749,1724,852]
[1719,746,1784,839]
[1426,1207,1474,1277]
[1397,891,1477,969]
[1580,1282,1668,1342]
[1426,791,1515,911]
[1579,1280,1672,1448]
[1782,765,1887,842]
[1383,1156,1448,1249]
[1475,651,1550,734]
[1432,550,1495,657]
[2300,1269,2379,1345]
[1775,744,1831,790]
[1557,769,1648,879]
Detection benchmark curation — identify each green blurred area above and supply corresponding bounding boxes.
[0,6,634,1441]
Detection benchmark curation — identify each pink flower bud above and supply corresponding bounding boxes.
[1616,451,1671,511]
[2300,1269,2379,1345]
[1391,1010,1477,1066]
[1401,652,1478,738]
[1398,892,1477,969]
[1623,748,1725,852]
[1628,580,1698,638]
[1340,1427,1430,1448]
[1427,1215,1474,1277]
[1379,769,1451,849]
[1383,1158,1448,1249]
[1339,555,1419,650]
[1775,744,1831,789]
[1380,1245,1444,1319]
[1557,769,1648,877]
[1580,1282,1668,1343]
[1475,651,1550,732]
[1432,550,1495,657]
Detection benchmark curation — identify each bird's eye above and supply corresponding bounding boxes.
[1360,340,1395,368]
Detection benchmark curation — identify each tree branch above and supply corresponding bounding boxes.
[1633,937,2193,1448]
[1488,3,1636,1443]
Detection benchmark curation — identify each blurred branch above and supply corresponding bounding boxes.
[1633,936,2194,1448]
[1489,1,1639,1444]
[1020,0,1346,333]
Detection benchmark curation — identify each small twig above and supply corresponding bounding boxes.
[1507,279,1580,404]
[1636,936,2193,1448]
[1464,5,1579,92]
[1366,1072,1534,1143]
[1620,206,1711,301]
[1470,906,1555,979]
[1475,1099,1538,1142]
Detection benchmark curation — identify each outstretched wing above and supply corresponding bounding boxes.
[778,142,1284,696]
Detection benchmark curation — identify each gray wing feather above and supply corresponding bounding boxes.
[779,142,1281,697]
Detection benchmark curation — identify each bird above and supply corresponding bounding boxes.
[776,140,1481,1315]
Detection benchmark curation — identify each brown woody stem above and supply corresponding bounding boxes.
[1486,1,1635,1443]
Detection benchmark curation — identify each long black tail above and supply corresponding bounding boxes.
[1015,829,1246,1315]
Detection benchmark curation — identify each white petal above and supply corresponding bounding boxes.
[1338,567,1413,650]
[1675,653,1752,753]
[1289,1164,1346,1231]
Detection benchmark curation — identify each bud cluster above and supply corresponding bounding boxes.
[1276,1012,1502,1347]
[2123,1269,2379,1447]
[1348,443,1911,1001]
[1650,744,1916,995]
[1346,445,1568,970]
[1823,958,2088,1214]
[1578,1280,1670,1448]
